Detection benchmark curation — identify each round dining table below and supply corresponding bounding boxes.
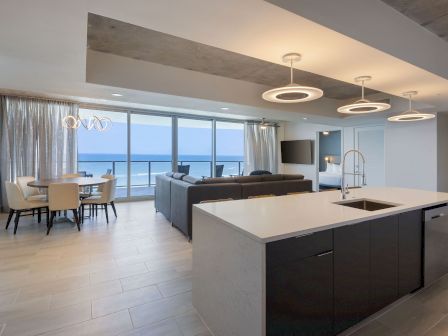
[27,177,108,188]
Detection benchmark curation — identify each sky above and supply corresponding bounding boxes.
[77,122,244,157]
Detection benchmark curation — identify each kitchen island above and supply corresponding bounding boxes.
[192,187,448,336]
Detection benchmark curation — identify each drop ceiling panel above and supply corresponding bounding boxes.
[87,13,381,100]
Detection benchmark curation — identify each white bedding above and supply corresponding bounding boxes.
[319,171,342,186]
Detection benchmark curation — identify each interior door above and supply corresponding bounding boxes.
[355,126,385,187]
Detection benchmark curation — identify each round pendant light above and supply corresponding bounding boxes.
[262,53,323,103]
[387,91,435,122]
[337,76,391,114]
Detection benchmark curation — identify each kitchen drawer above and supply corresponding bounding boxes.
[267,229,333,267]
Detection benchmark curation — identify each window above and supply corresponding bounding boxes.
[216,121,244,176]
[130,114,172,197]
[76,108,245,199]
[77,109,128,198]
[178,118,212,178]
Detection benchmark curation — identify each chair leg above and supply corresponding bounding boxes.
[81,205,84,224]
[46,207,50,227]
[73,209,80,231]
[32,209,35,217]
[104,203,109,224]
[37,208,41,223]
[95,204,98,217]
[13,210,21,235]
[47,211,55,235]
[6,209,14,229]
[110,201,117,218]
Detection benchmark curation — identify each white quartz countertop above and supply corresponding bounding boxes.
[193,187,448,243]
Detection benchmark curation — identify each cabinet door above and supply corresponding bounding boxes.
[398,210,423,296]
[334,222,370,334]
[266,252,333,336]
[370,215,399,314]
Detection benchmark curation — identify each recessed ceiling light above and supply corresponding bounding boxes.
[302,117,308,120]
[387,91,435,122]
[220,107,229,110]
[112,93,123,97]
[337,76,391,114]
[262,53,323,103]
[323,131,330,135]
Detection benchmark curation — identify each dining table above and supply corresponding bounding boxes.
[27,177,109,223]
[27,177,108,189]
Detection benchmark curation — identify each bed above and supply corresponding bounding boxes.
[319,163,342,188]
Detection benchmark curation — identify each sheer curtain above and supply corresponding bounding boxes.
[0,96,78,211]
[244,123,278,175]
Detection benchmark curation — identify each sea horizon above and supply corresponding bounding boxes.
[78,153,244,187]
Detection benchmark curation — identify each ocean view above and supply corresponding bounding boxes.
[78,153,245,188]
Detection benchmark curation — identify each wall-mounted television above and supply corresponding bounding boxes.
[281,140,314,164]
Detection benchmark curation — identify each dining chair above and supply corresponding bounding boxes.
[16,176,46,201]
[81,178,117,224]
[47,183,81,235]
[177,165,190,175]
[4,182,49,234]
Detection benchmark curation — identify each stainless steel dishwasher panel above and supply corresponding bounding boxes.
[424,204,448,287]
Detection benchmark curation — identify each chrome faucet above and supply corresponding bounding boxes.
[341,149,367,199]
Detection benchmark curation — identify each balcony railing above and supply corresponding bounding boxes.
[77,159,244,197]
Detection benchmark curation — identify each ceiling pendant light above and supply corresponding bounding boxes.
[388,91,435,122]
[262,53,323,103]
[337,76,391,114]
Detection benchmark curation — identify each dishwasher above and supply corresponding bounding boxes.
[424,204,448,287]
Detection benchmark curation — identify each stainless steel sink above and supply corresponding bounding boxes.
[334,199,399,211]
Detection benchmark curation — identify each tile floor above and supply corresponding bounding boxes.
[1,200,448,336]
[0,201,208,336]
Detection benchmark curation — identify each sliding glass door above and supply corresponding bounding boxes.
[178,118,213,178]
[130,114,172,197]
[216,121,244,176]
[77,108,244,199]
[77,109,128,198]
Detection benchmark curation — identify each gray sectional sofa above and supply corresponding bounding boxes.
[155,173,312,240]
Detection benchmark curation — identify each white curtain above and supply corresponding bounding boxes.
[0,96,78,211]
[244,123,278,175]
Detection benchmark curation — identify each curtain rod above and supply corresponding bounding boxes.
[0,91,78,105]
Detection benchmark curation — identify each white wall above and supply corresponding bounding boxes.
[385,118,437,191]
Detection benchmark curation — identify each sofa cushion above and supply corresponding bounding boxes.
[182,175,203,184]
[233,175,263,183]
[261,174,284,182]
[173,173,186,180]
[165,172,174,177]
[201,177,235,184]
[282,174,305,180]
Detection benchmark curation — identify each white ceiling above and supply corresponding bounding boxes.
[0,0,447,126]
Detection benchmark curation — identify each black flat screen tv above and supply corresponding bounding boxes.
[281,140,314,164]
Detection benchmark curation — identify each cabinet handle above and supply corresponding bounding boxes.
[316,250,333,257]
[295,233,314,239]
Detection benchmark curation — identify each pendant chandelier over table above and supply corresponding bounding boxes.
[62,115,112,131]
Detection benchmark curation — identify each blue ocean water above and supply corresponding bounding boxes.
[78,153,244,187]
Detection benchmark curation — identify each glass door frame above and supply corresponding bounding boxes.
[79,103,246,201]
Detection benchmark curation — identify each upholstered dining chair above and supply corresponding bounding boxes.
[47,183,81,235]
[16,176,46,201]
[4,182,49,234]
[81,178,117,224]
[177,165,190,175]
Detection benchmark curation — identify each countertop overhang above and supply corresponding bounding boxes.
[193,187,448,243]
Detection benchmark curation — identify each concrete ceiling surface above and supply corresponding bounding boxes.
[381,0,448,41]
[87,13,379,100]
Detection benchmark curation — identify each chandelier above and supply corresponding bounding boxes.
[388,91,435,122]
[337,76,391,114]
[62,115,112,132]
[262,53,323,103]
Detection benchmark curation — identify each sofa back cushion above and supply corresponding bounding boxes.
[233,175,263,183]
[261,174,283,182]
[201,177,235,184]
[173,173,186,180]
[282,174,305,180]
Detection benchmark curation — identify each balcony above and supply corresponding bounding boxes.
[78,159,244,198]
